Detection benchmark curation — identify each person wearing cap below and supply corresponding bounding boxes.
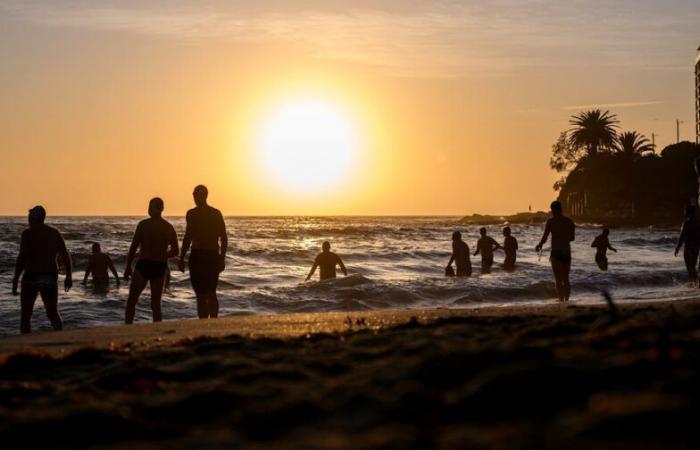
[124,197,179,324]
[305,241,347,281]
[536,201,576,302]
[178,185,228,319]
[12,206,72,334]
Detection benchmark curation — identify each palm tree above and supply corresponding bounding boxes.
[614,131,655,159]
[568,109,619,157]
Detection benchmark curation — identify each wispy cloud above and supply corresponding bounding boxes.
[2,1,699,78]
[560,101,663,111]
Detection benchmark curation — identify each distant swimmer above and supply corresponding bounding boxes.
[502,226,518,271]
[473,227,503,274]
[83,243,119,289]
[446,231,472,277]
[536,201,575,302]
[591,228,617,271]
[675,205,700,284]
[124,198,179,324]
[179,185,228,319]
[306,241,347,281]
[11,206,72,334]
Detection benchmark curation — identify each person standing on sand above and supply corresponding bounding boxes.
[11,206,72,334]
[306,241,347,281]
[502,226,518,272]
[83,243,119,289]
[675,205,700,284]
[591,228,617,271]
[179,185,228,319]
[536,201,575,302]
[124,198,179,324]
[474,227,502,274]
[446,231,472,277]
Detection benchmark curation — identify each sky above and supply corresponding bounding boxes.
[1,0,699,216]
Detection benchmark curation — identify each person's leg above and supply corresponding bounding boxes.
[125,272,148,324]
[39,282,62,331]
[20,284,39,334]
[562,261,572,301]
[551,260,564,301]
[685,250,698,283]
[208,292,219,318]
[149,275,165,322]
[195,293,208,319]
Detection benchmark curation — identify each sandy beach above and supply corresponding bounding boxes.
[1,299,699,449]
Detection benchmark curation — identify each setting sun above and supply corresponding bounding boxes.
[255,98,359,192]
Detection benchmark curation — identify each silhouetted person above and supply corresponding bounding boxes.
[11,206,72,334]
[536,201,575,302]
[592,228,617,271]
[179,185,228,319]
[474,227,502,274]
[502,226,518,271]
[446,231,472,276]
[306,241,347,281]
[675,205,700,284]
[83,243,119,289]
[124,198,178,324]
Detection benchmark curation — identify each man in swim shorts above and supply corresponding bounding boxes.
[306,241,347,281]
[591,228,617,271]
[179,185,228,319]
[675,205,700,284]
[474,227,502,274]
[536,201,576,302]
[83,242,119,290]
[446,231,472,277]
[12,206,72,334]
[124,198,179,324]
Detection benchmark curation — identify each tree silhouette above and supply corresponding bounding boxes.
[568,109,619,157]
[615,131,655,159]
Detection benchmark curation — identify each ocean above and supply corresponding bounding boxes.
[0,216,694,335]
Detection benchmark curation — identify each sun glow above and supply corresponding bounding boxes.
[255,98,359,192]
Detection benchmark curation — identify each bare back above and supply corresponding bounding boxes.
[133,218,178,262]
[185,206,226,251]
[19,225,67,273]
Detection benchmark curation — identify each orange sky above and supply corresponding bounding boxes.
[1,1,698,215]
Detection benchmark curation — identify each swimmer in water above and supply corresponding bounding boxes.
[306,241,347,281]
[675,205,700,285]
[473,227,502,274]
[502,226,518,272]
[591,228,617,271]
[83,242,119,290]
[536,201,575,302]
[446,231,472,277]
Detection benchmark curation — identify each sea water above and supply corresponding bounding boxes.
[0,216,693,335]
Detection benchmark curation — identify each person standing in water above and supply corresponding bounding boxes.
[83,243,119,289]
[124,198,179,324]
[446,231,472,277]
[12,206,72,334]
[179,185,228,319]
[502,226,518,272]
[473,227,502,274]
[306,241,347,281]
[675,205,700,284]
[536,201,575,302]
[591,228,617,271]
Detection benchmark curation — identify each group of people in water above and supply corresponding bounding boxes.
[11,189,692,334]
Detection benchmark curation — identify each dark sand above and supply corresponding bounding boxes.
[1,300,700,449]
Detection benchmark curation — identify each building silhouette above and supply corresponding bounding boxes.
[696,45,700,143]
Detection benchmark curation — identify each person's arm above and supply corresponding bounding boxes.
[608,241,617,253]
[12,231,28,296]
[219,212,228,270]
[306,257,319,281]
[167,225,179,259]
[337,255,347,276]
[570,223,576,242]
[125,223,142,280]
[446,253,455,268]
[536,221,551,252]
[675,224,686,256]
[107,256,120,284]
[493,238,503,251]
[179,212,192,272]
[83,257,92,284]
[57,232,72,292]
[514,239,518,251]
[473,241,481,256]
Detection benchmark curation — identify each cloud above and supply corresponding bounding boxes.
[2,0,699,78]
[560,101,663,111]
